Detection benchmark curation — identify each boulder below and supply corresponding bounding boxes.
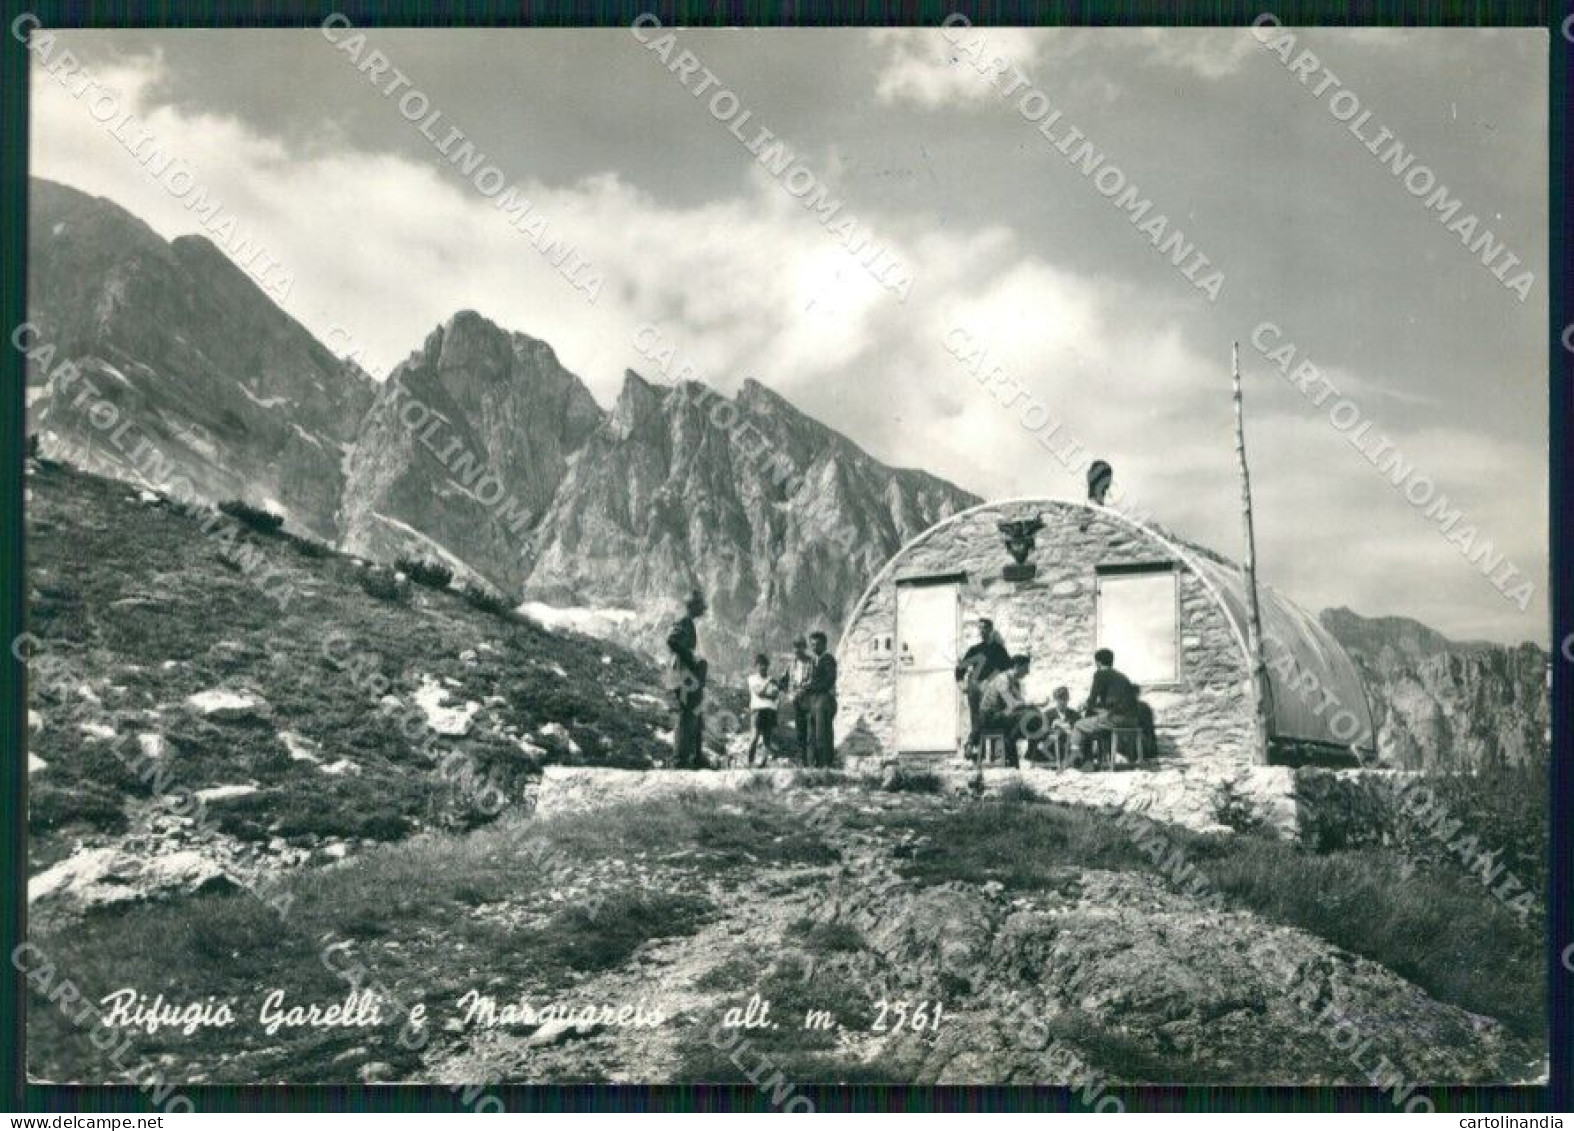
[278,731,320,763]
[537,721,581,755]
[358,1062,395,1083]
[526,1019,602,1047]
[413,674,479,737]
[29,847,238,911]
[185,689,272,722]
[194,784,260,804]
[141,851,242,898]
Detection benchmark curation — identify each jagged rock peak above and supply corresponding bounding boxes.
[611,369,666,435]
[405,310,561,380]
[736,376,795,411]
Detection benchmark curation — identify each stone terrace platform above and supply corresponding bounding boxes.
[532,763,1408,846]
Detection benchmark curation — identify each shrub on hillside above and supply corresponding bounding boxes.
[358,566,409,604]
[285,532,330,559]
[1211,779,1267,835]
[218,499,285,535]
[882,766,944,794]
[210,782,415,843]
[994,778,1041,805]
[459,582,514,619]
[28,780,128,835]
[427,740,537,831]
[1392,763,1548,894]
[395,555,453,589]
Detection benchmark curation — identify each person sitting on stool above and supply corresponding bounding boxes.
[1072,648,1140,767]
[979,654,1043,767]
[1045,686,1080,765]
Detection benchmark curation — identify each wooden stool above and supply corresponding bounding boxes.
[1049,730,1071,771]
[1106,726,1146,771]
[981,732,1008,765]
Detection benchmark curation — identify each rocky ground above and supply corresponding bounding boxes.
[27,784,1544,1088]
[424,787,1538,1088]
[22,460,1548,1090]
[23,459,728,921]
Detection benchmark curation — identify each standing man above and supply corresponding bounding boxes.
[665,589,708,770]
[955,618,1011,759]
[1072,648,1140,768]
[804,630,839,768]
[786,636,815,765]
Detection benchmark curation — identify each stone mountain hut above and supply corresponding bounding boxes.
[835,498,1375,768]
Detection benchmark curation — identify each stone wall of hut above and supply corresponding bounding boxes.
[836,501,1257,768]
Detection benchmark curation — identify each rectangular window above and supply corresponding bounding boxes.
[1095,563,1179,686]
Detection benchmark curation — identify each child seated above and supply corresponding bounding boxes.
[1045,686,1080,766]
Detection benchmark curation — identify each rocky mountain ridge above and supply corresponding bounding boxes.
[24,179,1549,762]
[27,179,376,543]
[520,369,978,662]
[26,179,978,670]
[337,310,603,595]
[1319,607,1549,771]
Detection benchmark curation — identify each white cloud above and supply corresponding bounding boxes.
[869,27,1052,107]
[1131,28,1263,79]
[868,26,1266,107]
[28,45,1547,644]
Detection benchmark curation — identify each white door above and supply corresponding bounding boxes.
[895,580,961,753]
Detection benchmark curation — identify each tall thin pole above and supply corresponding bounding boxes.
[1232,342,1272,765]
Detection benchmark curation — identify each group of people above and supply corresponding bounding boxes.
[957,618,1157,768]
[666,594,1154,773]
[664,589,840,770]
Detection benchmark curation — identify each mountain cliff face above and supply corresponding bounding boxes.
[521,373,980,665]
[24,179,974,670]
[27,179,376,542]
[1319,607,1549,771]
[27,179,1549,743]
[337,311,602,593]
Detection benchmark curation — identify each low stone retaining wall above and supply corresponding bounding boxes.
[533,767,802,818]
[531,763,1412,846]
[1011,764,1301,838]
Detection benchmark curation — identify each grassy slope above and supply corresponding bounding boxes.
[28,793,833,1083]
[24,460,691,866]
[28,787,1544,1084]
[22,461,1545,1085]
[839,798,1545,1043]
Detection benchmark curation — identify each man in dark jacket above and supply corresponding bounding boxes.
[1073,648,1139,766]
[804,630,838,768]
[665,589,708,769]
[955,618,1011,757]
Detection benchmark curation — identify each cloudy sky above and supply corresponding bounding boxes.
[30,24,1547,644]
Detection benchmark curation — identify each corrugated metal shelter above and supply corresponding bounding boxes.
[1187,556,1375,750]
[836,498,1375,766]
